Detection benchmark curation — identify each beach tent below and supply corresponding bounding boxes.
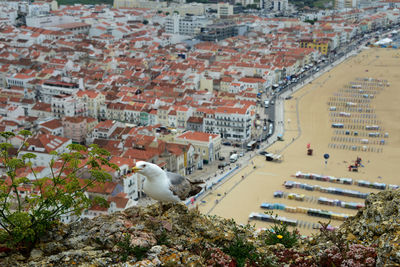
[332,123,344,128]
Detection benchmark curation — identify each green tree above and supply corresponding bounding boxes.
[0,131,118,252]
[143,19,149,25]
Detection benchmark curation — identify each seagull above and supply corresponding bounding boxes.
[132,161,203,203]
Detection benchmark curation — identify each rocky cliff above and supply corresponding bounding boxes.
[2,190,400,266]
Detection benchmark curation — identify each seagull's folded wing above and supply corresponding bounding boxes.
[166,172,202,201]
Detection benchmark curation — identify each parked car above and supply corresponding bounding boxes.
[285,96,293,100]
[222,142,232,146]
[218,162,229,169]
[258,151,269,156]
[219,156,225,161]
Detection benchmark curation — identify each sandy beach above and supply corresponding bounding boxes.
[198,48,400,235]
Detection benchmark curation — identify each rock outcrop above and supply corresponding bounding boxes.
[1,190,400,266]
[339,189,400,266]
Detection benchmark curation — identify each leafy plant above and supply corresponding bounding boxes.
[264,217,299,248]
[116,233,149,262]
[156,229,170,246]
[223,224,273,267]
[0,130,118,252]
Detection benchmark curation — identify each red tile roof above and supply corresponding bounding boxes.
[40,119,62,130]
[176,131,219,142]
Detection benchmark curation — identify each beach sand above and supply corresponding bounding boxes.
[198,48,400,235]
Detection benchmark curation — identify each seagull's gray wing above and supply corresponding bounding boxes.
[166,172,202,201]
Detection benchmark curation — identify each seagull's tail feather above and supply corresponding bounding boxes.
[189,180,204,185]
[188,185,203,197]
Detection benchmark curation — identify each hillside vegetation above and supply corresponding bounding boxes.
[2,189,400,266]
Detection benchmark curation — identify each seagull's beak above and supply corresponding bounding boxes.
[132,166,141,173]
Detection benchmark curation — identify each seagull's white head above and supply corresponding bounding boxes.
[132,161,164,181]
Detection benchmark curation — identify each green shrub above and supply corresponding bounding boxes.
[116,233,149,261]
[0,130,118,252]
[264,221,300,248]
[223,224,275,267]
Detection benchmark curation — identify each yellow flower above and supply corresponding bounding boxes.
[277,235,283,239]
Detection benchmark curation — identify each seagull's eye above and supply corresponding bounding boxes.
[142,164,146,168]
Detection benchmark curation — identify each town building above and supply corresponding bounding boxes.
[218,3,234,18]
[186,116,204,132]
[272,0,288,12]
[299,39,331,55]
[38,118,63,136]
[174,131,221,164]
[20,134,72,167]
[51,94,87,119]
[62,116,97,144]
[165,14,210,36]
[204,105,253,142]
[40,80,81,103]
[199,21,237,42]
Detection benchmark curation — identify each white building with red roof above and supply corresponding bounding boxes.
[204,105,253,142]
[6,73,35,88]
[30,102,53,118]
[92,120,123,140]
[51,94,87,119]
[41,80,81,103]
[20,133,72,167]
[76,90,105,119]
[174,131,221,164]
[38,118,63,136]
